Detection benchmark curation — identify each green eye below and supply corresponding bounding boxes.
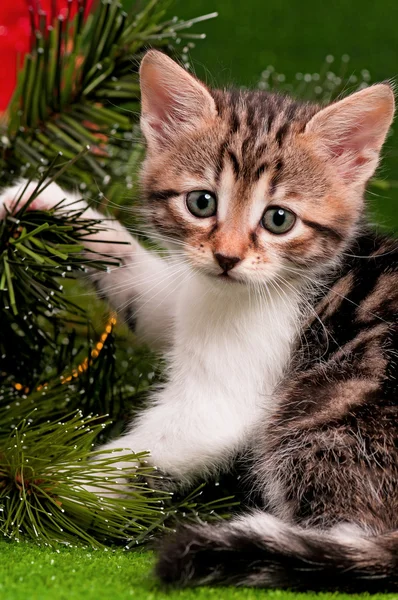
[262,206,296,234]
[186,191,217,218]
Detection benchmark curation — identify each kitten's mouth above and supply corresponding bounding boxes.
[203,268,244,284]
[214,271,241,283]
[207,271,234,282]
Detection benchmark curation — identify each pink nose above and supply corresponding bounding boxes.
[214,253,241,272]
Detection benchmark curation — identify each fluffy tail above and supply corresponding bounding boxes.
[155,512,398,591]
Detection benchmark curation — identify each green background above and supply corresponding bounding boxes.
[172,0,398,89]
[131,0,398,230]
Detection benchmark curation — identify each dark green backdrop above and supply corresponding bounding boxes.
[129,0,398,230]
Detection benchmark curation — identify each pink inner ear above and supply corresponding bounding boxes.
[330,114,379,155]
[329,129,374,181]
[145,83,178,133]
[147,93,189,140]
[317,112,388,181]
[330,123,370,163]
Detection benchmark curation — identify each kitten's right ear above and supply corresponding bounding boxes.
[304,83,395,188]
[139,50,217,150]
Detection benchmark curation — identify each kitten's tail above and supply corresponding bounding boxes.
[155,511,398,592]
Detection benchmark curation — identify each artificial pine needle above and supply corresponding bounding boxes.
[0,0,233,550]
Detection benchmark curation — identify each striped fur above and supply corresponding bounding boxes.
[156,513,398,592]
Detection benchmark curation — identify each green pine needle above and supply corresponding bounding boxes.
[0,169,119,379]
[0,412,236,548]
[0,0,237,550]
[0,412,170,548]
[0,0,217,202]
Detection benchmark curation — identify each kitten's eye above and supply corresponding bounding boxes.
[262,207,296,234]
[186,191,217,218]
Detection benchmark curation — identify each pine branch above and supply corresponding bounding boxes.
[0,317,157,432]
[0,165,119,380]
[0,1,237,549]
[0,412,169,547]
[0,0,217,202]
[0,301,236,547]
[0,412,237,548]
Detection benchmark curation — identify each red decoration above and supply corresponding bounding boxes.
[0,0,94,112]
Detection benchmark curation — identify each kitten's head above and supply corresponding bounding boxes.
[139,50,394,287]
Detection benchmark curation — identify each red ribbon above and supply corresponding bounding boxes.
[0,0,94,111]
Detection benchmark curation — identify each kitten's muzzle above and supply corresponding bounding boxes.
[214,253,241,273]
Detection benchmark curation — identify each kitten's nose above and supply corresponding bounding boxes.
[214,253,241,272]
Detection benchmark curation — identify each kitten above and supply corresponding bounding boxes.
[1,50,397,591]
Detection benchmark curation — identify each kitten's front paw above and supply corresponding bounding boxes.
[82,454,179,499]
[82,458,141,499]
[136,466,180,495]
[82,447,163,499]
[0,180,79,219]
[82,474,133,499]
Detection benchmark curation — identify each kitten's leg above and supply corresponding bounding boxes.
[93,375,261,495]
[0,180,181,350]
[255,354,398,531]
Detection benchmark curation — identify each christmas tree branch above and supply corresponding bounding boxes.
[0,163,119,379]
[0,411,236,548]
[0,0,217,200]
[0,0,237,549]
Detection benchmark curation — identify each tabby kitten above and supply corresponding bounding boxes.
[1,50,397,592]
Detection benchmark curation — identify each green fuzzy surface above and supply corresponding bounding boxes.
[0,539,396,600]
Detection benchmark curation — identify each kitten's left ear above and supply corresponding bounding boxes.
[139,50,217,151]
[304,83,395,186]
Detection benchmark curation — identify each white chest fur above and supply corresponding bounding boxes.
[131,274,301,480]
[174,276,296,406]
